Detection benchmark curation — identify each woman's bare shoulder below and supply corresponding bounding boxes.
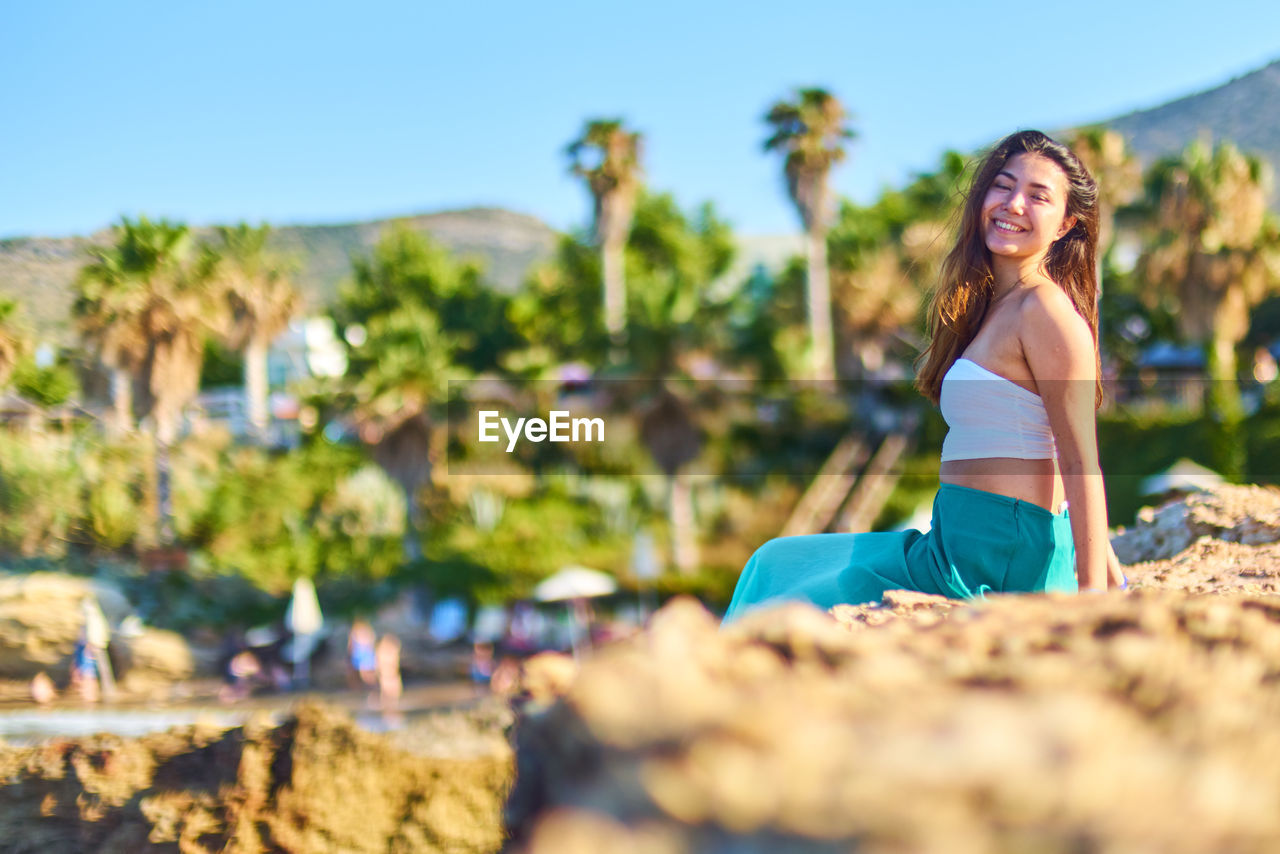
[1016,281,1094,375]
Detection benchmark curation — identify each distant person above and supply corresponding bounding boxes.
[70,631,100,702]
[219,649,261,703]
[489,655,520,697]
[725,130,1127,622]
[470,641,495,693]
[30,671,56,705]
[375,633,402,711]
[348,620,377,688]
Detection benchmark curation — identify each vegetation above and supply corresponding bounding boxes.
[763,88,856,382]
[567,119,644,352]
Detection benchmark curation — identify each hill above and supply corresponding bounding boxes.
[1102,58,1280,187]
[0,207,560,339]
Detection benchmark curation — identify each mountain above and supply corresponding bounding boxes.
[1101,58,1280,185]
[0,207,560,339]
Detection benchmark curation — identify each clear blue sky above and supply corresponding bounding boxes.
[4,0,1280,239]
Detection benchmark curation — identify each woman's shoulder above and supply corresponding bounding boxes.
[1015,279,1088,332]
[1015,280,1095,373]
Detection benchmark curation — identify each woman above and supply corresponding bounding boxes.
[724,130,1125,622]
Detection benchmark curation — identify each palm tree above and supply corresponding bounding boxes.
[764,88,855,382]
[566,118,643,349]
[1137,140,1280,401]
[1068,128,1142,260]
[77,217,226,543]
[75,245,147,432]
[335,226,473,560]
[211,223,301,438]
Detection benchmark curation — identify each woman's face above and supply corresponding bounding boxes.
[981,152,1077,263]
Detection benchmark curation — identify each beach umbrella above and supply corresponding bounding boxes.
[533,567,617,661]
[533,566,617,602]
[285,577,323,687]
[1140,458,1223,497]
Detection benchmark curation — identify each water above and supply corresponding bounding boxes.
[0,708,263,746]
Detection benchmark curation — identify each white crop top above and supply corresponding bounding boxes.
[939,358,1057,461]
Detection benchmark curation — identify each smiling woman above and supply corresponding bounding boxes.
[725,130,1127,623]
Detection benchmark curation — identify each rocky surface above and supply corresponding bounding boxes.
[0,572,193,686]
[0,702,511,853]
[504,484,1280,853]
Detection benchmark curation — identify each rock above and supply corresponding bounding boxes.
[116,629,195,691]
[0,572,131,678]
[1112,484,1280,564]
[505,587,1280,853]
[0,702,511,853]
[0,572,196,688]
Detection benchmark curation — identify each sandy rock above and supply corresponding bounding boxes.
[0,573,132,678]
[115,628,195,691]
[1113,484,1280,564]
[505,582,1280,853]
[0,702,511,854]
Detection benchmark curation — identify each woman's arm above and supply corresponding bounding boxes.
[1021,287,1111,591]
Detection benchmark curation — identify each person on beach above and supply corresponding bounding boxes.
[69,630,101,702]
[347,619,377,689]
[375,632,402,711]
[724,130,1126,621]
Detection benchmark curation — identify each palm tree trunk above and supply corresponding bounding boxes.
[806,227,835,382]
[1205,332,1245,480]
[402,480,424,562]
[602,240,626,349]
[669,471,697,574]
[110,368,133,433]
[244,337,270,439]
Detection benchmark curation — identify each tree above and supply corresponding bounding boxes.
[333,225,506,559]
[1136,140,1280,476]
[825,150,968,377]
[1068,128,1142,262]
[76,216,225,443]
[515,191,736,573]
[1137,141,1280,397]
[211,223,301,438]
[76,217,226,545]
[764,88,855,381]
[567,118,643,350]
[75,245,146,432]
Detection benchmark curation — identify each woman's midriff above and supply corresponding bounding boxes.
[938,457,1064,514]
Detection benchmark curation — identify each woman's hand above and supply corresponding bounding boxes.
[1106,541,1128,590]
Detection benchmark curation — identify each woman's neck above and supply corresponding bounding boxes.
[990,254,1047,299]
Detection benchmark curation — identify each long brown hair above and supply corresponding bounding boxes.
[914,130,1102,407]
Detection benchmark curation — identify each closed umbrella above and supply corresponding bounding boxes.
[285,578,324,688]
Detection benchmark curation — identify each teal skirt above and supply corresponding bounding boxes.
[723,483,1077,622]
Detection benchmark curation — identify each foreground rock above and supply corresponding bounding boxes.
[0,702,510,853]
[507,592,1280,853]
[504,485,1280,853]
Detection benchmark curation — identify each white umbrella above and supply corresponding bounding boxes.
[285,577,324,687]
[286,577,324,636]
[533,566,617,662]
[1140,458,1223,497]
[533,566,617,602]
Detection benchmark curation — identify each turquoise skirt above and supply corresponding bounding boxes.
[723,483,1077,622]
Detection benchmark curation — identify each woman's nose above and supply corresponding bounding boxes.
[1005,191,1026,214]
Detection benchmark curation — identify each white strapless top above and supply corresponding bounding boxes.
[939,358,1057,461]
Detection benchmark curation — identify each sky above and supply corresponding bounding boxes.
[4,0,1280,240]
